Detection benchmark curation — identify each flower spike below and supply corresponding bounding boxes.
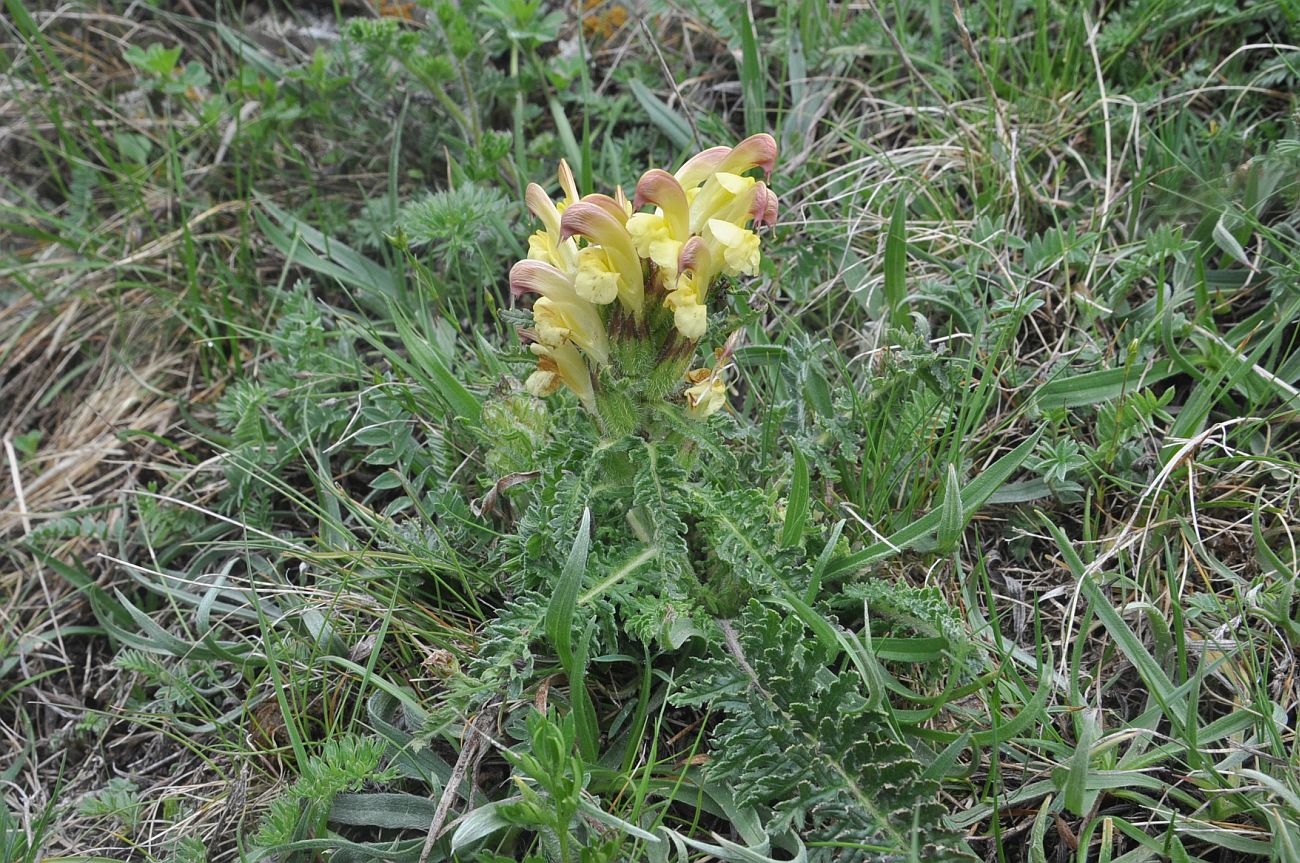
[513,138,775,427]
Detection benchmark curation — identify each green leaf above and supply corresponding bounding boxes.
[780,443,809,548]
[825,429,1043,577]
[1032,360,1176,410]
[1211,212,1250,267]
[545,508,590,671]
[1041,516,1186,724]
[543,509,599,761]
[805,366,834,417]
[388,305,481,423]
[330,793,438,830]
[450,798,517,851]
[922,734,971,784]
[884,194,908,322]
[739,0,766,136]
[936,464,962,554]
[986,478,1052,504]
[1063,709,1100,816]
[628,79,693,150]
[1028,795,1052,863]
[255,195,396,304]
[804,518,845,603]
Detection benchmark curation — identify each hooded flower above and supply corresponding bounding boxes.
[560,202,645,315]
[664,238,713,340]
[510,260,609,366]
[525,161,581,273]
[627,169,691,279]
[525,340,595,412]
[683,364,728,418]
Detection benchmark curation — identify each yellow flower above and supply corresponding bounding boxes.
[560,202,645,315]
[528,340,595,411]
[664,239,714,339]
[513,138,777,422]
[665,272,707,339]
[510,260,609,365]
[525,170,579,273]
[556,159,580,210]
[673,133,776,190]
[674,146,732,188]
[716,133,778,178]
[627,168,690,278]
[524,365,560,398]
[688,172,755,234]
[683,365,728,418]
[625,212,682,277]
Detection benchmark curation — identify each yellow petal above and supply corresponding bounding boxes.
[689,172,755,234]
[684,370,727,418]
[557,159,579,207]
[511,260,610,365]
[525,367,560,397]
[574,246,621,305]
[705,219,761,276]
[673,302,707,339]
[561,202,644,315]
[532,297,571,346]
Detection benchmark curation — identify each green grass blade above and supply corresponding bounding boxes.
[388,305,482,423]
[740,0,766,135]
[825,428,1043,577]
[780,443,809,548]
[935,464,962,554]
[628,79,693,150]
[884,193,908,322]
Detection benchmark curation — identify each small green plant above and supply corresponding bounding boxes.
[482,709,627,863]
[77,779,144,832]
[252,735,400,855]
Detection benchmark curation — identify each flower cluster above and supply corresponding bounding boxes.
[510,135,778,433]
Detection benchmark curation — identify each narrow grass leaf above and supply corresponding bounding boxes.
[884,194,907,322]
[256,196,395,301]
[921,733,970,783]
[1042,517,1186,721]
[1032,360,1176,410]
[1063,709,1099,815]
[936,464,962,554]
[803,518,845,603]
[388,306,481,423]
[780,443,809,548]
[739,1,766,136]
[628,79,693,150]
[545,508,591,670]
[544,509,600,760]
[1029,795,1052,863]
[825,429,1043,577]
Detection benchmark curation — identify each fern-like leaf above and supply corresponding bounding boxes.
[676,603,973,862]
